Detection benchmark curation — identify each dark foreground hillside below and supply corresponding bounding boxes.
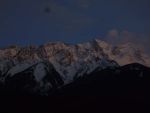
[0,63,150,113]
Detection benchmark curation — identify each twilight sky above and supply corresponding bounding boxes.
[0,0,150,51]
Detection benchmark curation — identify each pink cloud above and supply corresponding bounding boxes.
[104,29,150,55]
[107,29,119,39]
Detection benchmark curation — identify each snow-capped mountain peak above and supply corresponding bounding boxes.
[0,40,149,89]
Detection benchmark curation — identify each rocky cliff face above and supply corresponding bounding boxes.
[0,39,150,83]
[0,39,149,94]
[0,39,149,65]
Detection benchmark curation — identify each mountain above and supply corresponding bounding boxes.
[59,63,150,95]
[0,63,149,113]
[0,39,150,113]
[0,39,150,95]
[49,63,150,113]
[2,61,64,95]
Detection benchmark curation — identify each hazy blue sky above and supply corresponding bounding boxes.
[0,0,150,48]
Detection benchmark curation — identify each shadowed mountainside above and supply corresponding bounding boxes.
[0,63,149,113]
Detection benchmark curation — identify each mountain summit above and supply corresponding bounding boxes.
[0,39,149,94]
[0,39,149,75]
[0,39,149,65]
